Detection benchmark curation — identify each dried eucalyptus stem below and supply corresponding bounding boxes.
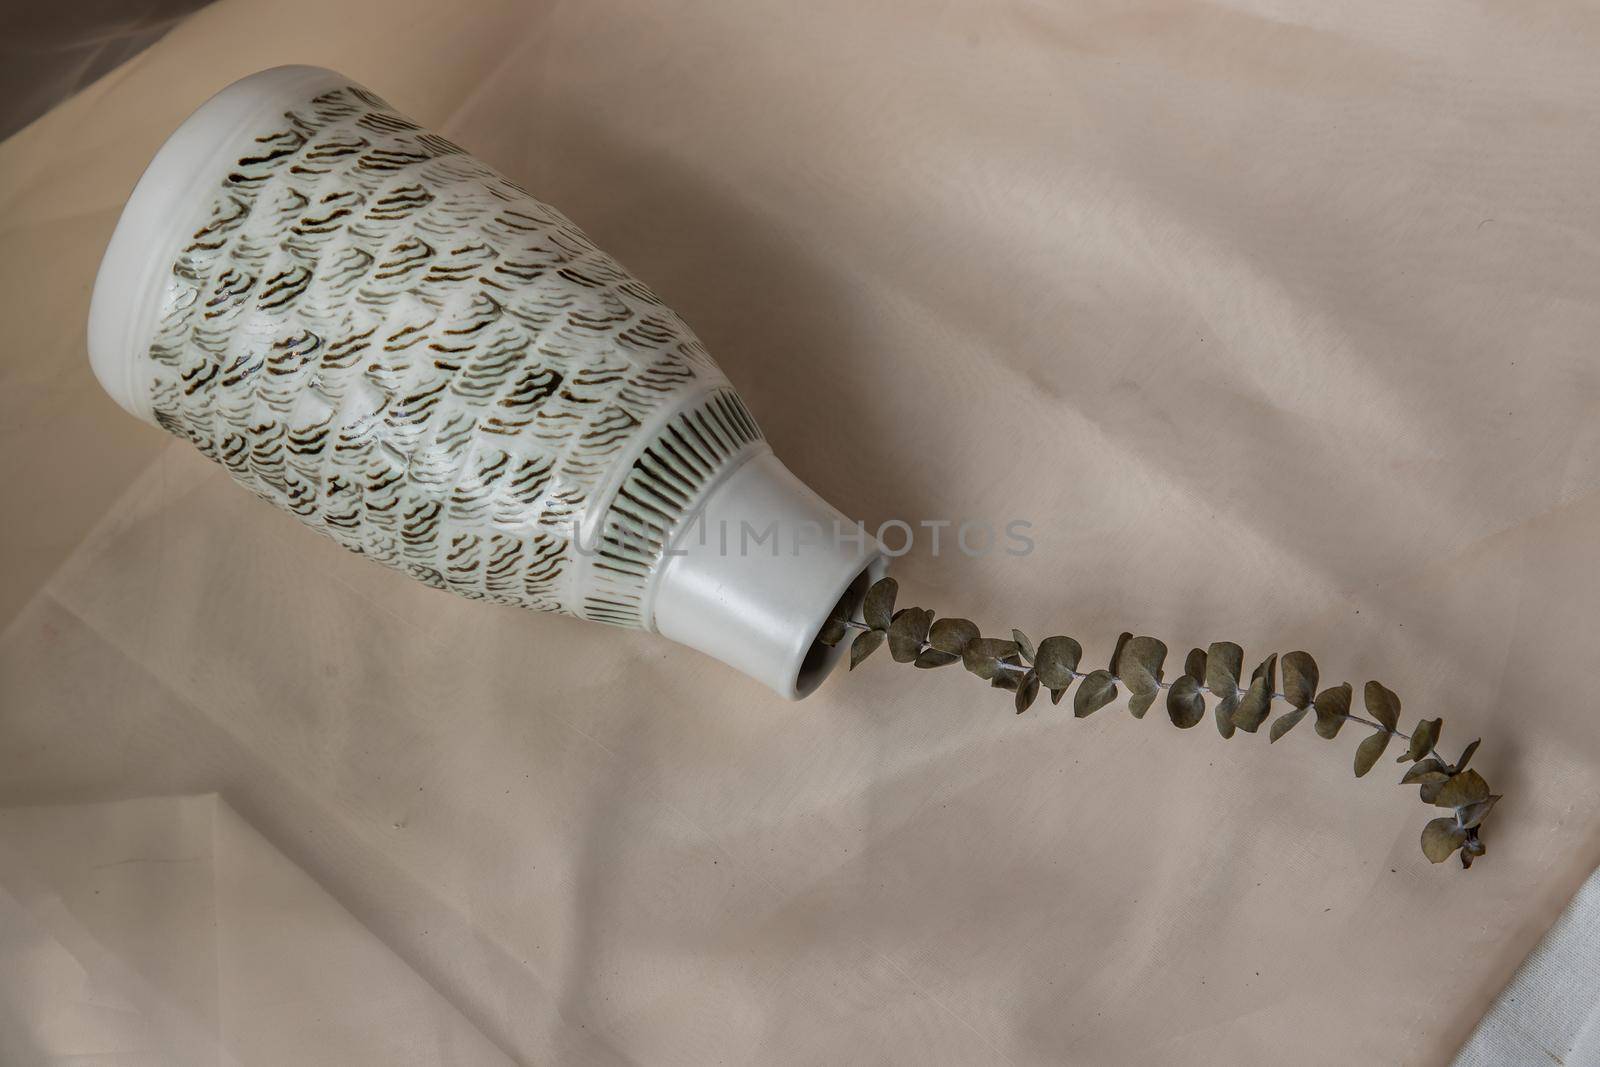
[818,575,1499,869]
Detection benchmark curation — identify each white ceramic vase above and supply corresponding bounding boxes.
[89,65,884,698]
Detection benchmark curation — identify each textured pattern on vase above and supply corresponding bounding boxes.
[146,83,765,627]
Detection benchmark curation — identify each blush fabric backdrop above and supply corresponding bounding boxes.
[3,1,1599,1063]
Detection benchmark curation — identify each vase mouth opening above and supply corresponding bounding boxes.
[792,559,886,699]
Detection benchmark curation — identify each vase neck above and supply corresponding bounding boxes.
[650,451,885,699]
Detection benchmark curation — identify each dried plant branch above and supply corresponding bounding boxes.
[819,576,1498,869]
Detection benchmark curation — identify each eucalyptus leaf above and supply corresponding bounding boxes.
[1012,630,1037,665]
[914,648,960,669]
[1204,641,1244,698]
[816,616,847,648]
[1215,700,1238,740]
[1074,669,1118,718]
[1209,647,1243,736]
[1015,669,1040,713]
[821,572,868,647]
[1133,635,1169,678]
[1269,705,1311,743]
[1128,689,1158,719]
[929,617,980,655]
[1166,675,1205,729]
[1458,795,1500,829]
[963,638,1020,680]
[863,577,897,631]
[1231,675,1274,733]
[1422,817,1468,863]
[849,628,885,670]
[1251,652,1278,691]
[1399,717,1443,764]
[1434,769,1491,809]
[1109,632,1134,676]
[972,638,1021,660]
[1035,636,1082,690]
[1184,648,1207,686]
[1049,686,1068,705]
[1419,778,1447,805]
[1354,729,1391,777]
[1364,680,1401,732]
[1312,683,1352,740]
[963,650,999,679]
[1400,758,1447,786]
[1460,835,1486,869]
[992,659,1023,691]
[1282,651,1318,709]
[1120,636,1168,696]
[1457,738,1481,772]
[888,607,934,663]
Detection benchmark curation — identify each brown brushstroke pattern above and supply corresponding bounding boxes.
[146,84,762,626]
